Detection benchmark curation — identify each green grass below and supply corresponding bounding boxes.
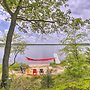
[0,65,2,79]
[0,65,2,74]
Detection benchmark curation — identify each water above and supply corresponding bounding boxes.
[0,45,64,65]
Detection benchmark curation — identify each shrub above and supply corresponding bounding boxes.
[9,63,29,71]
[9,76,41,90]
[41,73,54,89]
[9,63,20,71]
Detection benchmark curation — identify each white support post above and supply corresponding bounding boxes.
[54,53,60,64]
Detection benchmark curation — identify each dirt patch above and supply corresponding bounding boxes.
[9,65,64,76]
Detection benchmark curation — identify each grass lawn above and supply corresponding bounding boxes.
[0,65,2,79]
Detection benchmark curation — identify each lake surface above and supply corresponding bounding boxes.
[0,45,64,64]
[0,45,87,65]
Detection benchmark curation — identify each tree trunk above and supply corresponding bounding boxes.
[1,15,17,87]
[10,51,19,66]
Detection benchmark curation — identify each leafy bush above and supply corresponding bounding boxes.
[20,63,29,68]
[63,79,90,90]
[50,62,57,67]
[9,63,29,71]
[45,78,90,90]
[64,54,88,78]
[1,73,90,90]
[9,76,41,90]
[9,63,20,71]
[41,73,54,89]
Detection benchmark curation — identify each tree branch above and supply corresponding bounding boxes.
[17,17,68,25]
[17,17,55,23]
[20,5,32,9]
[3,0,13,16]
[10,51,19,66]
[16,23,28,33]
[14,0,22,15]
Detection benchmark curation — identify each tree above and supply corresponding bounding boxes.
[86,48,90,63]
[10,41,26,66]
[0,31,26,66]
[60,18,88,78]
[61,18,86,58]
[0,0,70,88]
[41,68,53,88]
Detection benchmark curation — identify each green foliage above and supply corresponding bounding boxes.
[70,18,85,30]
[1,0,89,89]
[20,63,29,68]
[59,60,68,66]
[50,62,57,67]
[1,0,70,34]
[5,0,21,12]
[0,87,5,90]
[0,31,26,55]
[65,79,90,90]
[0,31,26,65]
[0,71,90,90]
[60,17,88,78]
[46,73,90,90]
[9,76,41,90]
[9,63,20,71]
[51,79,90,90]
[41,74,54,89]
[65,54,88,78]
[86,48,90,63]
[9,63,29,71]
[11,32,26,55]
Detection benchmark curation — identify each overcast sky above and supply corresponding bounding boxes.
[69,0,90,19]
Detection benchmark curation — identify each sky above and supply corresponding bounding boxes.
[0,0,90,64]
[0,0,90,43]
[68,0,90,19]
